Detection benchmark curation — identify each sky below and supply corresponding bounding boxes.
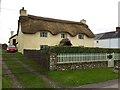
[0,0,119,44]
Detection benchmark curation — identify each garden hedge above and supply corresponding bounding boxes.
[43,46,120,54]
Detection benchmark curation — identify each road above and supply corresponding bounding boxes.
[77,79,119,89]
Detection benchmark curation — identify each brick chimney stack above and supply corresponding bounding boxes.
[116,27,120,32]
[80,19,86,24]
[19,7,27,16]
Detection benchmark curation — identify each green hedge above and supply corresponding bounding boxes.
[46,46,120,54]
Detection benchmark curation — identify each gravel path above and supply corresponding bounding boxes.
[2,61,23,88]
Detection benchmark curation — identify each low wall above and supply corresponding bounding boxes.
[114,60,120,66]
[49,53,108,71]
[24,50,119,71]
[55,61,108,71]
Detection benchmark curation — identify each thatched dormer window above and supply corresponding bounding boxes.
[78,34,84,39]
[40,31,48,37]
[61,33,67,38]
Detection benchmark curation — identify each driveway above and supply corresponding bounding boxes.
[77,79,119,89]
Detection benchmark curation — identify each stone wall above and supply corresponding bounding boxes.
[114,60,120,67]
[24,50,120,71]
[55,61,108,71]
[49,53,108,71]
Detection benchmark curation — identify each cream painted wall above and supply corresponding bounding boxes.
[22,32,94,53]
[84,36,94,47]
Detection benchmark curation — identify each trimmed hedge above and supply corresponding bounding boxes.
[47,46,120,54]
[24,46,120,54]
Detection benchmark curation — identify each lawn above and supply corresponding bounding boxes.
[2,50,49,88]
[47,68,119,87]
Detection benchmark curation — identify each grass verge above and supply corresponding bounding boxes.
[47,68,119,87]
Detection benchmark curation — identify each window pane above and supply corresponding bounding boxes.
[40,32,47,37]
[78,34,84,39]
[61,33,67,38]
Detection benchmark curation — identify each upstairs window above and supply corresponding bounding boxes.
[40,31,48,37]
[61,33,67,38]
[78,34,84,39]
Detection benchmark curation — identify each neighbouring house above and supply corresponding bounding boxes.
[94,27,120,48]
[8,31,18,47]
[16,7,94,54]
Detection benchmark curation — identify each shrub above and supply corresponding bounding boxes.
[47,46,120,54]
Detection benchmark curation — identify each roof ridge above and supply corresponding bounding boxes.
[27,14,86,25]
[95,31,115,35]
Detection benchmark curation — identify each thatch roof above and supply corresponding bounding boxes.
[19,15,94,38]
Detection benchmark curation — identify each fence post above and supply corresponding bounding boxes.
[107,53,114,67]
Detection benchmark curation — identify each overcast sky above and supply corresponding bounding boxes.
[0,0,119,44]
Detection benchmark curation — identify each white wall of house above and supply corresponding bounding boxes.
[94,38,119,48]
[110,38,118,48]
[118,38,120,48]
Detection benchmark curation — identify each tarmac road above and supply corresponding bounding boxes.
[78,79,119,89]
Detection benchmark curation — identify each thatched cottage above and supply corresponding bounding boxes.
[11,7,95,54]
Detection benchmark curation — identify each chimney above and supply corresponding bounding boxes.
[11,31,14,37]
[116,27,120,32]
[80,19,86,24]
[19,7,27,16]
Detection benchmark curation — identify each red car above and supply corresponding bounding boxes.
[7,45,17,52]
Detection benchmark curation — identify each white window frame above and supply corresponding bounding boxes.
[40,31,48,37]
[78,34,84,39]
[61,33,67,38]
